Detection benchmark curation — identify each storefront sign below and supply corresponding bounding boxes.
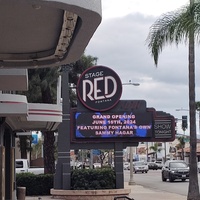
[77,66,122,111]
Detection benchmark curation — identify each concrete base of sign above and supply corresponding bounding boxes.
[50,188,131,200]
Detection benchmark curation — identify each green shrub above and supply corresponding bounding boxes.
[16,169,116,195]
[16,173,53,195]
[71,168,115,190]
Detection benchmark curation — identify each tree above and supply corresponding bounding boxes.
[176,136,186,160]
[28,67,59,174]
[68,54,98,107]
[149,143,162,161]
[20,54,98,174]
[17,66,59,170]
[98,150,109,168]
[146,1,200,199]
[17,135,32,159]
[31,138,43,159]
[196,101,200,111]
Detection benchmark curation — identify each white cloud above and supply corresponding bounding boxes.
[86,0,200,134]
[102,0,188,19]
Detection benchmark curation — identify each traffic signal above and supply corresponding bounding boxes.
[182,115,188,131]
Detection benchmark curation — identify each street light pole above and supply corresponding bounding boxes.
[128,147,135,185]
[121,81,140,186]
[54,65,71,190]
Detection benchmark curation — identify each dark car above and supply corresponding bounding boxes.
[148,162,158,170]
[162,160,189,182]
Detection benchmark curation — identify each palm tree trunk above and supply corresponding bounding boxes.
[43,131,55,174]
[155,152,157,161]
[181,148,184,160]
[41,84,56,174]
[187,1,200,199]
[19,136,28,159]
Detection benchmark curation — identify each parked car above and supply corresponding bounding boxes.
[16,159,44,175]
[155,161,163,169]
[161,160,189,182]
[148,162,158,170]
[123,162,130,170]
[132,161,148,173]
[93,162,101,168]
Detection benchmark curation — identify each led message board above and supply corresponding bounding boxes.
[70,108,176,142]
[73,112,153,139]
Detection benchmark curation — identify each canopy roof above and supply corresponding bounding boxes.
[0,0,101,68]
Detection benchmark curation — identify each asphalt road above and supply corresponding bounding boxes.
[124,169,191,196]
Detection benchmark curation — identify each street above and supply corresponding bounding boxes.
[124,169,192,196]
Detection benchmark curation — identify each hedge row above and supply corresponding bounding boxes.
[71,168,115,190]
[16,168,115,195]
[16,173,53,195]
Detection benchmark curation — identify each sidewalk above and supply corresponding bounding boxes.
[124,182,186,200]
[26,182,187,200]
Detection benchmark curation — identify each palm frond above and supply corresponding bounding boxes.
[146,2,200,66]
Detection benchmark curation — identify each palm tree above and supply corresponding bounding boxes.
[146,1,200,199]
[196,101,200,110]
[17,135,32,159]
[176,136,186,160]
[28,67,59,174]
[149,143,162,161]
[20,54,98,174]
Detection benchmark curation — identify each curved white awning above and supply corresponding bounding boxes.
[0,94,62,131]
[0,0,102,68]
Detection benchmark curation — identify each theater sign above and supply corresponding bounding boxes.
[77,66,122,111]
[72,66,176,143]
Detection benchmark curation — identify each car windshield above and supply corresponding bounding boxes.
[16,161,23,168]
[169,162,188,168]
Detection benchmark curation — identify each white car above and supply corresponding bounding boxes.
[123,162,130,170]
[93,163,101,168]
[154,161,163,169]
[133,161,148,173]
